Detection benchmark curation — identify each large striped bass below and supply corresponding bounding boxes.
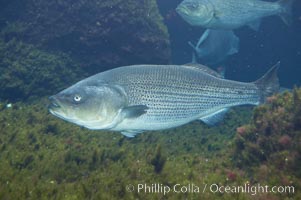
[49,63,279,137]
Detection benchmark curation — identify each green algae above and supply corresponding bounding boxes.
[0,38,86,101]
[0,98,250,199]
[233,88,301,199]
[0,91,300,199]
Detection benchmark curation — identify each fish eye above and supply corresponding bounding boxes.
[73,94,82,102]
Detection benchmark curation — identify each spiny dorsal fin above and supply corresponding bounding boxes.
[184,63,223,78]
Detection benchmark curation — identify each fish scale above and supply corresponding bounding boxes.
[96,65,260,130]
[215,0,279,25]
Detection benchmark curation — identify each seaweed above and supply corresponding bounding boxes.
[0,90,300,199]
[0,38,86,101]
[232,89,301,194]
[0,98,251,199]
[150,145,166,173]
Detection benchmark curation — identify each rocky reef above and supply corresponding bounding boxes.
[233,88,301,198]
[1,0,171,74]
[0,0,171,102]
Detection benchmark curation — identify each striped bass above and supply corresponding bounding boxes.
[49,63,279,137]
[176,0,294,30]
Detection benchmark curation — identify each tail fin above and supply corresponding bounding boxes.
[278,0,295,26]
[254,62,280,103]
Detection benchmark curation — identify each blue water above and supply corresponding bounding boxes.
[158,0,301,87]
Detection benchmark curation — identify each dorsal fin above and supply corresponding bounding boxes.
[184,63,223,78]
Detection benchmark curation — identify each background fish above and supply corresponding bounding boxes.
[189,29,239,65]
[176,0,295,30]
[49,63,279,137]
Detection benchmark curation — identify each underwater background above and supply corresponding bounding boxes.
[0,0,301,199]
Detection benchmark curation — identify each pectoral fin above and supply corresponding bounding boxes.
[121,105,148,119]
[196,29,210,47]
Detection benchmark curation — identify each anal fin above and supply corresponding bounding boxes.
[200,108,229,126]
[121,130,144,138]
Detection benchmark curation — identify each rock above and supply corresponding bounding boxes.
[1,0,171,73]
[0,38,85,101]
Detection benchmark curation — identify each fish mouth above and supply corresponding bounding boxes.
[48,96,61,110]
[176,5,190,15]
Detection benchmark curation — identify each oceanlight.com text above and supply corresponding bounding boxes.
[125,183,295,196]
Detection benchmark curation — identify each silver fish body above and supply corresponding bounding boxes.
[176,0,294,30]
[49,64,279,137]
